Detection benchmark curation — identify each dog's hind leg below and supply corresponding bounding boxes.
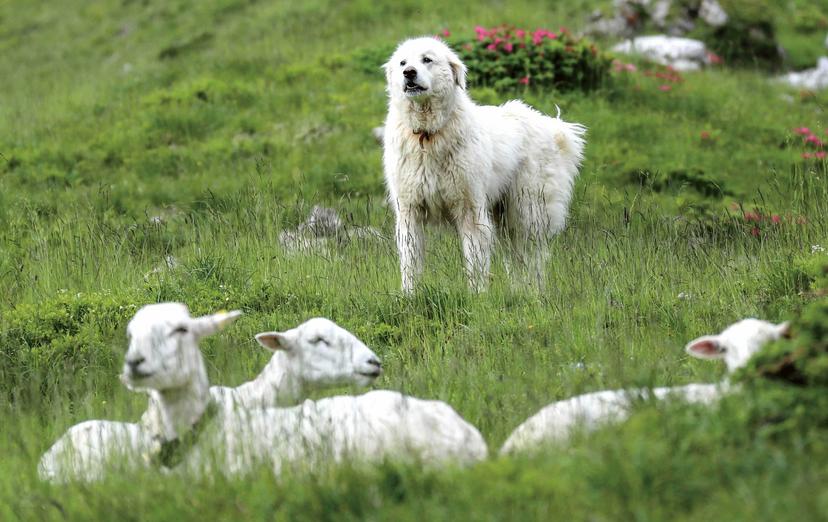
[504,185,555,291]
[457,207,494,292]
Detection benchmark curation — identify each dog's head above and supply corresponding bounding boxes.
[384,37,466,100]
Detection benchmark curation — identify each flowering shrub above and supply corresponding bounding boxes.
[450,26,612,91]
[793,127,827,160]
[731,204,808,238]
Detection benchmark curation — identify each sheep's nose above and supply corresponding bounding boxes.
[403,67,417,79]
[126,356,145,371]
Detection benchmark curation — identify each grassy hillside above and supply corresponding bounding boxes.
[1,0,828,520]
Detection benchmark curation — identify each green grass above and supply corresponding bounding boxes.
[2,0,828,520]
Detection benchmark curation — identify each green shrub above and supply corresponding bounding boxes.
[737,299,828,387]
[702,1,783,69]
[451,26,612,92]
[0,290,139,397]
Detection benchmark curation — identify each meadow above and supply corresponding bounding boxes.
[1,0,828,520]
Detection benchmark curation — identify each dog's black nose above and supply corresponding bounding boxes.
[367,357,382,369]
[403,67,417,79]
[126,356,145,371]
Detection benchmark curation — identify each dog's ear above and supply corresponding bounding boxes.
[382,60,393,85]
[446,51,467,89]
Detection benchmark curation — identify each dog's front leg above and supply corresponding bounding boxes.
[395,207,425,294]
[458,208,493,292]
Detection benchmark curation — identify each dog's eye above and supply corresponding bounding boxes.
[170,326,188,336]
[422,56,432,64]
[400,60,406,66]
[310,336,328,346]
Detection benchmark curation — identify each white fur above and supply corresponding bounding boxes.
[38,306,382,483]
[382,37,586,292]
[122,304,486,476]
[40,304,485,482]
[500,318,789,454]
[139,316,383,432]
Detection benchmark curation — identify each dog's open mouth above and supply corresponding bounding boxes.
[127,368,154,380]
[404,82,427,96]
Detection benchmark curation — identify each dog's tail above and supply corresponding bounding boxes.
[550,107,587,170]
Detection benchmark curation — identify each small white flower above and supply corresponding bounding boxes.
[678,292,693,300]
[811,244,825,254]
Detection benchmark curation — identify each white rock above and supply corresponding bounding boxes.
[777,57,828,90]
[699,0,728,27]
[612,35,712,71]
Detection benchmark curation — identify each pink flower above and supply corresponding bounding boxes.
[805,134,823,147]
[625,63,637,72]
[771,214,781,224]
[504,42,514,52]
[659,84,672,92]
[515,29,525,38]
[744,211,762,222]
[546,32,558,40]
[817,151,827,159]
[486,43,497,51]
[802,152,814,159]
[441,28,450,37]
[751,226,761,237]
[706,52,722,65]
[700,130,711,140]
[519,76,530,85]
[794,127,812,135]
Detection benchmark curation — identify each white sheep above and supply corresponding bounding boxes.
[500,318,789,455]
[38,305,383,483]
[138,315,384,435]
[115,303,485,478]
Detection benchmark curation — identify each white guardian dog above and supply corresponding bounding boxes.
[382,36,586,293]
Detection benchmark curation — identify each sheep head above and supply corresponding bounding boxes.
[255,317,382,389]
[121,303,242,391]
[685,318,790,372]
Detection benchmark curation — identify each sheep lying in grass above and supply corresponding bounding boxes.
[118,303,485,477]
[139,315,384,436]
[38,306,383,483]
[500,319,789,455]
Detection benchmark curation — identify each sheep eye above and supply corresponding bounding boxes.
[400,60,406,66]
[310,337,328,345]
[422,56,432,64]
[171,326,189,335]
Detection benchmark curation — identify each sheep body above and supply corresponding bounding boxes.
[501,318,787,454]
[116,304,485,478]
[176,391,487,477]
[37,420,154,483]
[39,310,382,483]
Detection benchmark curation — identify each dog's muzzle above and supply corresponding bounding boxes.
[404,81,427,96]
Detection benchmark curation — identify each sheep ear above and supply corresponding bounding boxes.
[190,310,242,338]
[255,332,292,352]
[776,321,792,339]
[447,52,466,89]
[685,335,724,360]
